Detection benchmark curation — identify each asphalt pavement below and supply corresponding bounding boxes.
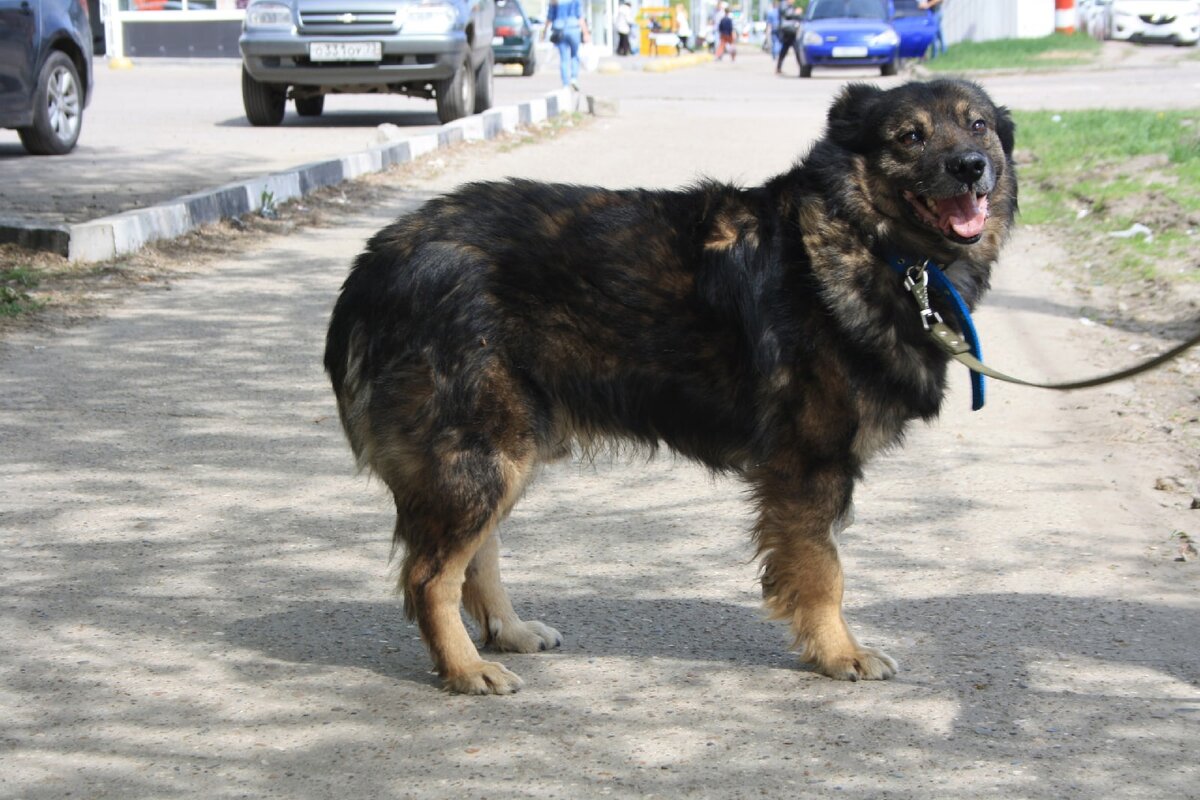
[2,44,1199,799]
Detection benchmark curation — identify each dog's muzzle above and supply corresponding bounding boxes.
[903,150,996,244]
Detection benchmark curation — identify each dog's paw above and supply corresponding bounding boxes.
[489,619,563,654]
[442,661,525,695]
[815,646,898,682]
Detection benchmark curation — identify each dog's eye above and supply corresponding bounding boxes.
[971,119,988,134]
[899,130,924,146]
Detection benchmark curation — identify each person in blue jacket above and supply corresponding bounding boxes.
[544,0,592,90]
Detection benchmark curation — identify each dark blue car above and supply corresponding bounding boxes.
[0,0,95,154]
[891,0,939,59]
[798,0,899,78]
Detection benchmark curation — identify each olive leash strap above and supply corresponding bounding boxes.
[889,256,1200,411]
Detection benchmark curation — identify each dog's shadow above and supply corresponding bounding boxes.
[224,592,1200,689]
[222,594,793,689]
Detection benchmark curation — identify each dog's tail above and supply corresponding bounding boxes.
[324,280,374,473]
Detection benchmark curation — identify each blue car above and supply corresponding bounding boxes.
[798,0,900,78]
[0,0,95,154]
[891,0,939,59]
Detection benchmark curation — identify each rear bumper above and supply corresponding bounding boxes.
[492,41,534,62]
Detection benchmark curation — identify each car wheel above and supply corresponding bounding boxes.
[521,54,536,76]
[436,56,475,124]
[799,63,812,78]
[880,58,898,77]
[295,95,325,117]
[474,51,494,113]
[17,51,84,156]
[242,67,286,127]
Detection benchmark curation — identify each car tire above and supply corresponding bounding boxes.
[474,51,494,114]
[295,95,325,117]
[799,63,812,78]
[436,56,475,124]
[521,54,536,76]
[242,67,286,127]
[880,58,898,77]
[17,51,84,156]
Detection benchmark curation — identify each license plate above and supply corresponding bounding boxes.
[831,46,869,58]
[491,35,504,45]
[309,41,382,62]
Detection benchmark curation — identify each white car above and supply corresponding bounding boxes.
[1104,0,1200,45]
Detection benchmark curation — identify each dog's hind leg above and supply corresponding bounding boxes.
[463,531,562,654]
[401,525,524,695]
[752,466,898,682]
[395,440,542,695]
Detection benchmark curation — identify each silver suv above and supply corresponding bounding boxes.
[239,0,495,126]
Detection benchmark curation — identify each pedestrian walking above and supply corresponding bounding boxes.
[544,0,591,89]
[765,0,783,61]
[775,2,803,74]
[615,0,634,56]
[676,4,693,51]
[707,1,727,53]
[715,8,736,61]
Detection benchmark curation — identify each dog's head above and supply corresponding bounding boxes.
[822,78,1017,263]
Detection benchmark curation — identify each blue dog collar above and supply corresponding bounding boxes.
[888,255,986,411]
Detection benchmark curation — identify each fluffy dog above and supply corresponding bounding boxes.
[324,78,1017,694]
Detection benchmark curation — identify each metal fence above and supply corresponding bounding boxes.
[943,0,1057,45]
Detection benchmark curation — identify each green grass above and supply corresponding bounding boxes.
[0,266,46,318]
[1013,109,1200,282]
[925,32,1101,72]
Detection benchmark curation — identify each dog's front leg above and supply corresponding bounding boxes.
[751,466,897,681]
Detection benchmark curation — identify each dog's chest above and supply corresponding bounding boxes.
[851,398,909,463]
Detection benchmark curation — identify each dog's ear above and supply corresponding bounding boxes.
[826,83,883,150]
[993,104,1016,159]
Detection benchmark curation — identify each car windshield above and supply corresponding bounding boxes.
[495,0,524,20]
[806,0,888,21]
[892,0,925,17]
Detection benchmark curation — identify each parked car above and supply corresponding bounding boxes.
[1103,0,1200,45]
[491,0,536,75]
[0,0,94,155]
[798,0,901,78]
[238,0,496,127]
[890,0,938,58]
[1076,0,1112,40]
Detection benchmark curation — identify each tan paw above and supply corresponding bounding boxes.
[442,661,524,695]
[814,646,899,681]
[488,619,563,654]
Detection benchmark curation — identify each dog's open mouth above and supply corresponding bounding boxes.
[904,190,990,243]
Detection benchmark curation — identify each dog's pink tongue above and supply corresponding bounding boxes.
[935,193,988,239]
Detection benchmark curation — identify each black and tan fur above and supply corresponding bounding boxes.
[324,79,1017,694]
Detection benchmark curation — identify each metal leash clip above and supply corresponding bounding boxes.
[903,261,942,331]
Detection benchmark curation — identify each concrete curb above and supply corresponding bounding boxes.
[596,52,713,74]
[0,88,572,264]
[642,53,713,73]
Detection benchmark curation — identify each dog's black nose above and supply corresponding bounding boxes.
[947,152,987,185]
